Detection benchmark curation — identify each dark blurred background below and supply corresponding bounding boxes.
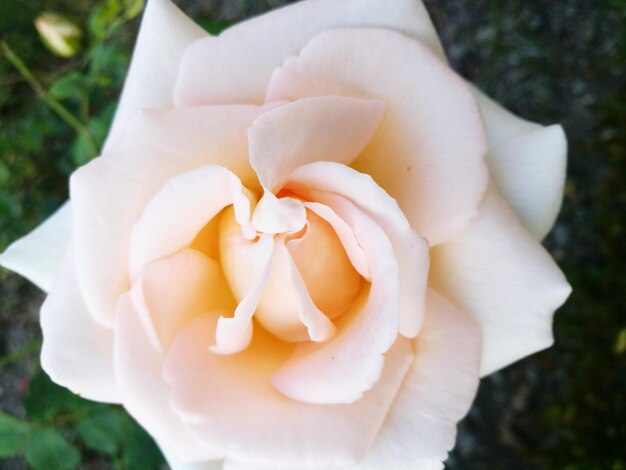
[0,0,624,468]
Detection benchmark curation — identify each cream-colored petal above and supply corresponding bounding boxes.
[341,289,481,470]
[430,186,572,376]
[160,444,223,470]
[174,0,443,107]
[0,202,71,292]
[303,202,370,280]
[271,195,399,405]
[40,246,120,403]
[475,88,568,240]
[103,0,207,152]
[267,28,488,245]
[131,249,236,351]
[212,234,275,355]
[115,293,224,463]
[164,313,413,468]
[70,105,263,328]
[288,162,429,338]
[129,165,250,279]
[248,96,385,192]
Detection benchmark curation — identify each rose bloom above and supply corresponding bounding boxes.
[1,0,571,469]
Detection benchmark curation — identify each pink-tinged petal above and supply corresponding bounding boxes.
[251,193,306,235]
[267,29,488,245]
[249,235,337,343]
[475,88,568,240]
[129,165,250,279]
[174,0,443,107]
[430,186,572,376]
[341,289,481,470]
[114,294,223,463]
[0,202,71,292]
[132,249,236,351]
[103,0,207,152]
[283,240,336,342]
[70,105,263,328]
[272,195,399,405]
[304,202,370,279]
[160,445,223,470]
[40,247,120,403]
[288,162,429,338]
[164,313,413,468]
[248,96,385,192]
[212,234,275,355]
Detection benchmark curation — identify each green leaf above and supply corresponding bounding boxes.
[123,0,144,20]
[25,428,80,470]
[199,18,232,35]
[0,411,31,457]
[24,369,100,421]
[0,159,11,186]
[121,414,165,469]
[89,0,122,40]
[49,72,87,102]
[76,407,126,455]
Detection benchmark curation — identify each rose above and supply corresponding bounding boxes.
[0,0,572,468]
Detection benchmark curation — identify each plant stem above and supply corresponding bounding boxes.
[1,39,98,157]
[0,338,43,370]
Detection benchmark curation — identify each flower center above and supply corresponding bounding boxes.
[219,205,363,342]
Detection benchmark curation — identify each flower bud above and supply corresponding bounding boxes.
[34,12,82,58]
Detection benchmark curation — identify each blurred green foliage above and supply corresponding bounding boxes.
[1,370,163,469]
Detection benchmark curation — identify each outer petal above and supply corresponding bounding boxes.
[114,250,230,462]
[248,96,385,192]
[174,0,443,107]
[71,105,264,327]
[39,246,120,403]
[267,29,488,245]
[103,0,207,152]
[475,89,568,240]
[341,290,481,470]
[288,162,429,338]
[160,445,223,470]
[165,314,413,469]
[0,202,71,292]
[430,186,572,376]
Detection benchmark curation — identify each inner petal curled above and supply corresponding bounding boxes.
[220,206,363,343]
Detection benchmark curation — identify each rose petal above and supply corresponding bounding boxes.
[115,293,223,463]
[164,313,413,468]
[251,193,306,235]
[129,165,251,279]
[0,202,71,292]
[39,246,120,403]
[248,235,336,343]
[174,0,443,107]
[132,249,236,351]
[248,96,385,192]
[271,195,399,405]
[160,445,223,470]
[267,28,488,245]
[303,202,370,279]
[103,0,207,152]
[115,248,232,462]
[212,234,275,355]
[71,105,264,327]
[475,88,568,240]
[341,289,481,469]
[430,186,572,376]
[288,162,429,338]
